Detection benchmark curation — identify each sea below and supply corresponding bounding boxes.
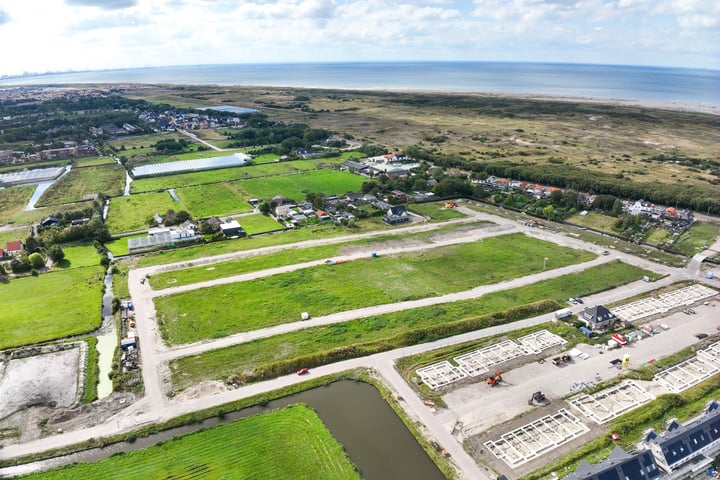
[1,62,718,107]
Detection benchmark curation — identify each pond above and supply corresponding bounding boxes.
[0,380,445,480]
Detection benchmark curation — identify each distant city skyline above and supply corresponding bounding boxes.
[0,0,718,77]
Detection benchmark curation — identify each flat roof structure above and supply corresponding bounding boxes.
[484,409,590,469]
[0,167,64,185]
[416,361,467,389]
[131,153,250,178]
[569,380,654,424]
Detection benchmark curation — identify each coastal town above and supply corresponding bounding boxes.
[0,84,719,480]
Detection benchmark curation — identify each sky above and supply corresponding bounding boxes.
[0,0,717,76]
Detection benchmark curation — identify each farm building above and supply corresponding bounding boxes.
[562,446,660,480]
[579,305,617,332]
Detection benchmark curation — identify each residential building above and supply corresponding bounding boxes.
[5,241,23,256]
[562,445,661,480]
[579,305,618,332]
[384,205,410,225]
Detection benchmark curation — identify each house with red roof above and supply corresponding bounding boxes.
[5,241,23,256]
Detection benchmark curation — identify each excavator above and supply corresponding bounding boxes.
[528,391,548,405]
[487,370,503,386]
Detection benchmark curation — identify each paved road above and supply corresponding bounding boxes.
[1,205,715,480]
[176,129,224,152]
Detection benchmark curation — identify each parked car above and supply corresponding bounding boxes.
[568,298,578,305]
[575,297,584,304]
[297,368,310,375]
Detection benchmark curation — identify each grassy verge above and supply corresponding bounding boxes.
[524,374,720,480]
[169,260,652,389]
[81,336,99,404]
[21,405,360,480]
[0,267,105,350]
[156,234,594,345]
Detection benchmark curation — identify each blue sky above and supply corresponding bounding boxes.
[0,0,717,76]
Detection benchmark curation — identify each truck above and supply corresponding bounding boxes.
[555,308,573,320]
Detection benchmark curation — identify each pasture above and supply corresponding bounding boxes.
[105,192,184,234]
[36,165,125,206]
[155,234,595,345]
[130,158,347,192]
[237,213,282,234]
[73,156,117,167]
[55,243,102,269]
[23,405,359,480]
[175,183,253,218]
[0,185,35,224]
[170,260,653,389]
[0,266,104,349]
[238,169,366,201]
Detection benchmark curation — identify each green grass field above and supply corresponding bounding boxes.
[0,267,104,349]
[0,185,35,224]
[175,183,253,218]
[36,165,125,206]
[671,221,720,256]
[55,244,102,269]
[0,227,31,248]
[170,260,652,389]
[23,405,359,480]
[237,213,283,234]
[74,156,117,167]
[156,234,595,345]
[238,169,366,201]
[566,212,618,233]
[106,192,186,233]
[130,159,347,193]
[108,132,183,151]
[150,222,493,289]
[408,203,467,221]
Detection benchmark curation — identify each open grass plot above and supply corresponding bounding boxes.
[672,221,720,256]
[174,183,253,218]
[238,169,366,201]
[517,329,567,354]
[653,356,720,393]
[416,361,468,389]
[22,404,360,480]
[0,267,104,349]
[36,165,125,206]
[131,158,347,192]
[73,156,117,167]
[568,380,654,424]
[169,261,655,390]
[55,243,102,269]
[484,409,590,469]
[106,192,189,234]
[454,340,528,377]
[0,185,35,224]
[238,213,284,234]
[408,203,467,221]
[156,234,593,345]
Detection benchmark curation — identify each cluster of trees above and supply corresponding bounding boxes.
[405,146,720,214]
[226,120,333,156]
[153,138,190,154]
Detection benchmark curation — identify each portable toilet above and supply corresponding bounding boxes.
[301,312,310,320]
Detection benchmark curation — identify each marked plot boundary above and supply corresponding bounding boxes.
[612,284,717,323]
[416,361,467,389]
[653,356,720,393]
[484,409,589,469]
[568,380,653,424]
[454,340,526,377]
[517,329,567,354]
[698,341,720,365]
